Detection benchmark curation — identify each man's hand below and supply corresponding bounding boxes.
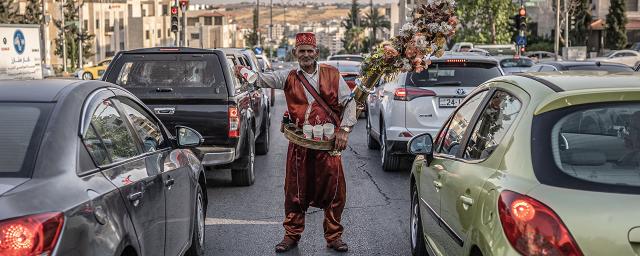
[333,129,350,151]
[234,65,245,78]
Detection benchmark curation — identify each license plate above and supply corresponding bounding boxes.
[438,97,463,108]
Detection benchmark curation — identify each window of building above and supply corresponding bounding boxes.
[627,0,639,12]
[214,16,222,25]
[188,18,198,26]
[205,17,213,26]
[142,6,146,17]
[119,18,124,29]
[162,4,169,16]
[145,30,150,40]
[84,20,88,30]
[96,19,100,29]
[191,33,200,40]
[157,29,162,38]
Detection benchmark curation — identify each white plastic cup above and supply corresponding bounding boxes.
[313,125,324,141]
[323,123,335,140]
[303,125,313,139]
[240,67,258,83]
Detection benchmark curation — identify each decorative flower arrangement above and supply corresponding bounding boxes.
[360,0,458,80]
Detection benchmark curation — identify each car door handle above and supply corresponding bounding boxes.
[433,181,443,189]
[156,88,173,92]
[154,107,175,115]
[165,177,175,187]
[460,195,474,206]
[128,191,143,202]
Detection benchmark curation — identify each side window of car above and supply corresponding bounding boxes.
[84,98,139,164]
[116,97,168,153]
[439,90,489,156]
[463,91,522,160]
[540,65,556,72]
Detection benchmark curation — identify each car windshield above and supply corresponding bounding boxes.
[550,104,640,188]
[566,65,634,72]
[329,56,364,62]
[500,58,534,68]
[405,62,502,87]
[0,103,51,177]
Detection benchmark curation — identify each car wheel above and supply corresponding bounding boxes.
[381,121,402,172]
[82,72,93,80]
[367,114,380,150]
[411,184,428,256]
[256,114,270,155]
[232,129,256,186]
[186,184,205,256]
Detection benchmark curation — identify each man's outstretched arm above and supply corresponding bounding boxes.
[235,65,289,89]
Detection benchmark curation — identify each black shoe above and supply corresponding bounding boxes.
[275,238,298,253]
[327,239,348,252]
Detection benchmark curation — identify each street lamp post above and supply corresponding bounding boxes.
[555,0,560,60]
[61,0,67,74]
[78,1,84,70]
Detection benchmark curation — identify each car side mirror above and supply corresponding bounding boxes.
[407,133,434,156]
[176,125,203,148]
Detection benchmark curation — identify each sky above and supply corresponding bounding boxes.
[191,0,393,4]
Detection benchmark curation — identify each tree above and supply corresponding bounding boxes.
[341,0,360,30]
[454,0,516,44]
[245,6,261,47]
[54,1,94,71]
[22,0,42,24]
[0,0,20,24]
[318,44,331,60]
[342,27,366,53]
[363,4,390,51]
[606,0,628,49]
[570,0,592,46]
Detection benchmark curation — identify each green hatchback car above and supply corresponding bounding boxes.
[408,71,640,256]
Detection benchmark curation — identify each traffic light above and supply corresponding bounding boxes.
[171,6,179,33]
[517,6,527,32]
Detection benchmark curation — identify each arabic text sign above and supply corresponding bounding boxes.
[0,25,43,80]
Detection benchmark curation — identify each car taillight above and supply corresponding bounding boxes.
[229,106,240,138]
[393,88,437,101]
[0,212,64,256]
[498,190,583,256]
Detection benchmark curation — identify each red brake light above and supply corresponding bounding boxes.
[394,88,437,101]
[0,212,64,256]
[498,191,583,256]
[159,48,180,51]
[228,106,240,138]
[445,59,468,63]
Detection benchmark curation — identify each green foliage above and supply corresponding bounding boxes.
[342,27,366,53]
[363,6,391,52]
[53,1,95,71]
[341,0,360,30]
[0,0,20,24]
[22,0,42,24]
[571,0,592,46]
[246,6,261,47]
[318,45,331,60]
[606,0,628,49]
[454,0,516,44]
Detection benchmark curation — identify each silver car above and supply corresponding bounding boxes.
[366,53,503,171]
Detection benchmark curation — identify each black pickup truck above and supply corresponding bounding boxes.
[102,47,270,186]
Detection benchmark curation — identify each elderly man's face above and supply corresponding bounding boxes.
[294,45,318,68]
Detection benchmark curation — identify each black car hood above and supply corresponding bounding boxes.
[0,178,30,197]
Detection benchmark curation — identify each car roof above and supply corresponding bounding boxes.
[538,61,628,67]
[330,54,361,57]
[120,47,218,54]
[519,71,640,92]
[0,79,84,102]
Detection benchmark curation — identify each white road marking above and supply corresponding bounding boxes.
[205,218,280,225]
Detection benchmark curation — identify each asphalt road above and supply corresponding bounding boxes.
[203,90,412,256]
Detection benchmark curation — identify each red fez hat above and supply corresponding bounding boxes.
[295,32,316,48]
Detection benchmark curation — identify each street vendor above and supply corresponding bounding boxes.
[236,32,356,253]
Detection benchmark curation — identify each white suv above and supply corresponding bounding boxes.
[366,53,503,171]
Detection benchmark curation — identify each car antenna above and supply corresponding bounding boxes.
[596,61,601,66]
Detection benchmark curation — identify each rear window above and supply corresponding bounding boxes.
[566,65,634,72]
[500,58,533,68]
[405,62,502,87]
[533,102,640,194]
[0,103,51,177]
[110,54,226,89]
[336,64,361,73]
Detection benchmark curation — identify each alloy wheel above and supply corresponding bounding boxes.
[411,190,419,250]
[196,192,205,247]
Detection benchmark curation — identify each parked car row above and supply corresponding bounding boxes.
[0,46,274,256]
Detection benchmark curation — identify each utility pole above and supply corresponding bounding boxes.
[270,0,273,57]
[257,0,260,47]
[78,1,84,69]
[40,0,46,65]
[555,0,560,60]
[61,0,67,74]
[182,2,187,47]
[564,0,569,49]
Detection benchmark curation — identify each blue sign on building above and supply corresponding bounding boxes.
[254,47,263,55]
[516,35,527,46]
[13,30,25,55]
